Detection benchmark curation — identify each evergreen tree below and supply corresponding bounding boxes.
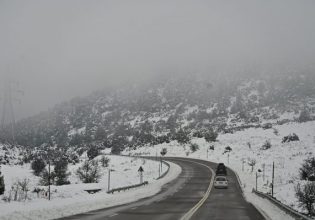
[175,129,190,144]
[0,169,4,195]
[87,145,100,160]
[54,159,70,185]
[31,157,46,176]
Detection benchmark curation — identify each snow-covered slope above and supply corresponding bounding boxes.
[125,120,315,214]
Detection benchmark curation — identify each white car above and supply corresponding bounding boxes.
[214,176,228,189]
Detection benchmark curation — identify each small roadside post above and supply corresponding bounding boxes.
[256,169,262,191]
[207,148,209,160]
[138,166,144,184]
[107,166,111,192]
[272,161,275,197]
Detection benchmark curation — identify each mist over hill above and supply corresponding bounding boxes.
[1,71,314,158]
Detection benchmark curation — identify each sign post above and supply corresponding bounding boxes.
[138,166,144,184]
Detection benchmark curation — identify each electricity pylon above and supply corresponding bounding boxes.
[0,75,23,143]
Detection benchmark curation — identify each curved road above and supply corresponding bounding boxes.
[60,158,265,220]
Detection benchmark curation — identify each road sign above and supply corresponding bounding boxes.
[138,166,144,172]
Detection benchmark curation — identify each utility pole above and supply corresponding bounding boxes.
[160,156,163,173]
[262,163,265,181]
[271,162,274,197]
[256,172,258,191]
[108,167,111,192]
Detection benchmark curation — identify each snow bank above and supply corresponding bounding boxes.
[0,156,181,220]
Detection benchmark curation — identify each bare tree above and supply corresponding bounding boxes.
[248,158,256,173]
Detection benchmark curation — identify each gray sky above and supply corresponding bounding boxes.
[1,0,315,119]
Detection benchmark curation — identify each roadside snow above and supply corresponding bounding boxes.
[0,156,181,220]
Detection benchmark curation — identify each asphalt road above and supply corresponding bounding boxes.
[60,158,265,220]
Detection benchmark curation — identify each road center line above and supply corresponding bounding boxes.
[174,159,215,220]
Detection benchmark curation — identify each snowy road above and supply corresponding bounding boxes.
[60,157,265,220]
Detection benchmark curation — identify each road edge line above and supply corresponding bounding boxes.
[228,166,272,220]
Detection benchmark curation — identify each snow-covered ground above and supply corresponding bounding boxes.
[0,155,181,220]
[126,121,315,217]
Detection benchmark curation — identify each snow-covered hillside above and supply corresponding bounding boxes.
[125,120,315,214]
[0,155,180,220]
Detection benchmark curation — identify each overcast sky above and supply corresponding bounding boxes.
[1,0,315,119]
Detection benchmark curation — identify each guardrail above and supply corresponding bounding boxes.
[107,181,149,194]
[252,189,313,220]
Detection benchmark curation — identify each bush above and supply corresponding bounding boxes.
[76,160,102,183]
[0,174,4,195]
[300,157,315,181]
[299,109,311,123]
[262,123,272,130]
[190,143,199,152]
[54,159,70,186]
[204,129,218,142]
[31,158,46,176]
[295,182,315,215]
[261,140,272,150]
[100,156,110,167]
[282,133,300,143]
[87,146,100,160]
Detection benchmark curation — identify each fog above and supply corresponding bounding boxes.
[1,0,315,119]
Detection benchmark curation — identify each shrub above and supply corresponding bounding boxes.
[209,145,215,151]
[76,160,102,183]
[100,156,110,167]
[204,129,218,142]
[190,143,199,152]
[295,182,315,215]
[299,109,311,123]
[31,158,46,176]
[261,140,272,150]
[54,159,70,186]
[300,157,315,181]
[282,133,300,143]
[273,128,279,136]
[262,123,272,130]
